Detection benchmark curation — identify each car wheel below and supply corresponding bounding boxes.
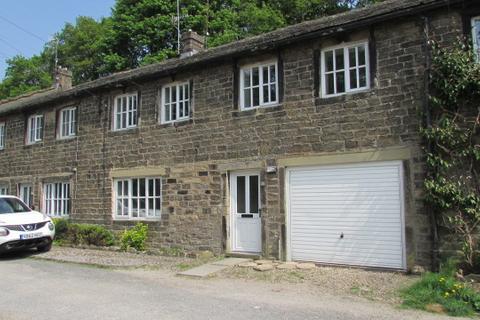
[37,242,52,253]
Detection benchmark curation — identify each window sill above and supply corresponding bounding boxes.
[232,103,284,117]
[24,141,44,148]
[56,136,77,141]
[158,118,193,129]
[108,127,140,136]
[113,217,161,223]
[316,89,374,106]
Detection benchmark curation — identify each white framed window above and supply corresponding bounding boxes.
[321,41,370,98]
[0,122,5,150]
[43,182,70,217]
[472,16,480,61]
[161,82,190,123]
[114,177,161,219]
[59,107,77,138]
[27,114,44,144]
[0,185,8,195]
[19,184,32,208]
[113,93,138,131]
[240,61,278,110]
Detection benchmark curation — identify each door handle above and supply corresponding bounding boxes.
[258,208,262,218]
[340,232,344,239]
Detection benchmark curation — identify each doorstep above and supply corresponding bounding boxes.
[177,257,251,278]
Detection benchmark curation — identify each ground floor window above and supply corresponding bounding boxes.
[0,185,8,195]
[114,177,161,219]
[19,184,33,208]
[43,182,70,217]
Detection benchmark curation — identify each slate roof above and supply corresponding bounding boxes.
[0,0,466,115]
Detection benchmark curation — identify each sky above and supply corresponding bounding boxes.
[0,0,115,79]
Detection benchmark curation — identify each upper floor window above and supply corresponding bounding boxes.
[472,16,480,60]
[27,114,44,144]
[114,177,161,220]
[114,93,138,131]
[161,82,190,123]
[43,182,70,217]
[0,122,5,150]
[321,41,370,98]
[240,61,278,110]
[59,107,77,139]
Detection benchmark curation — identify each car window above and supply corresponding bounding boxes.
[0,198,31,214]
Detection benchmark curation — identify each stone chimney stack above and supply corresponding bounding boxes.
[55,66,73,90]
[180,30,205,58]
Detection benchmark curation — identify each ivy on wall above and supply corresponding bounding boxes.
[423,39,480,271]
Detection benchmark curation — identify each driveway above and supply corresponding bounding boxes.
[0,253,462,320]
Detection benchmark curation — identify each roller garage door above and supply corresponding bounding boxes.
[287,161,405,269]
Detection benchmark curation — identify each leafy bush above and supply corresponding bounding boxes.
[120,223,148,252]
[52,218,69,240]
[402,262,480,316]
[66,224,115,247]
[423,39,480,271]
[52,219,115,247]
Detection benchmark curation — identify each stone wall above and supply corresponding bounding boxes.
[0,8,467,267]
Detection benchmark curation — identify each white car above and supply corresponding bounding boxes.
[0,195,55,254]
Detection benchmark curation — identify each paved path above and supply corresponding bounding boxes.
[0,255,462,320]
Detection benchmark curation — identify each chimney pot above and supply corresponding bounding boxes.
[180,31,205,58]
[55,66,72,90]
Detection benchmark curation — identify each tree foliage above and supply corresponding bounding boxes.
[424,40,480,271]
[0,0,379,100]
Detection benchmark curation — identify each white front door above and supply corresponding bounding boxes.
[19,184,33,208]
[231,172,262,253]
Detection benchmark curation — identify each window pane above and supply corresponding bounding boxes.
[149,179,154,197]
[349,47,357,67]
[359,67,367,87]
[358,45,366,65]
[325,51,334,72]
[350,69,358,89]
[117,181,123,196]
[121,112,126,128]
[165,87,170,104]
[252,67,259,86]
[244,89,251,108]
[253,87,259,106]
[249,176,259,214]
[171,86,177,103]
[270,84,276,102]
[139,178,146,196]
[155,198,161,216]
[326,73,335,95]
[243,69,251,88]
[270,65,276,82]
[155,179,161,196]
[336,71,345,93]
[132,179,138,196]
[262,67,268,85]
[263,85,269,104]
[236,176,246,214]
[335,49,344,70]
[185,101,190,117]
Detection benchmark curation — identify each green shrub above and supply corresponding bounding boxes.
[120,223,148,251]
[66,224,116,247]
[52,220,115,247]
[52,218,69,240]
[401,262,480,316]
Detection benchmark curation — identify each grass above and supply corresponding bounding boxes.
[400,261,480,317]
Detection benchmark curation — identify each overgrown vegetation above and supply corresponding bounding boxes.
[423,39,480,273]
[120,222,148,252]
[52,218,115,247]
[402,261,480,316]
[0,0,381,100]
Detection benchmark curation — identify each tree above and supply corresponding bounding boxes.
[0,55,52,100]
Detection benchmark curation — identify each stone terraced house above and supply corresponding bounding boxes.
[0,0,479,271]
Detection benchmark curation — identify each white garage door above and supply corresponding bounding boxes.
[287,161,405,269]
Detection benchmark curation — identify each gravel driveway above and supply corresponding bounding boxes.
[29,246,201,271]
[29,246,417,305]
